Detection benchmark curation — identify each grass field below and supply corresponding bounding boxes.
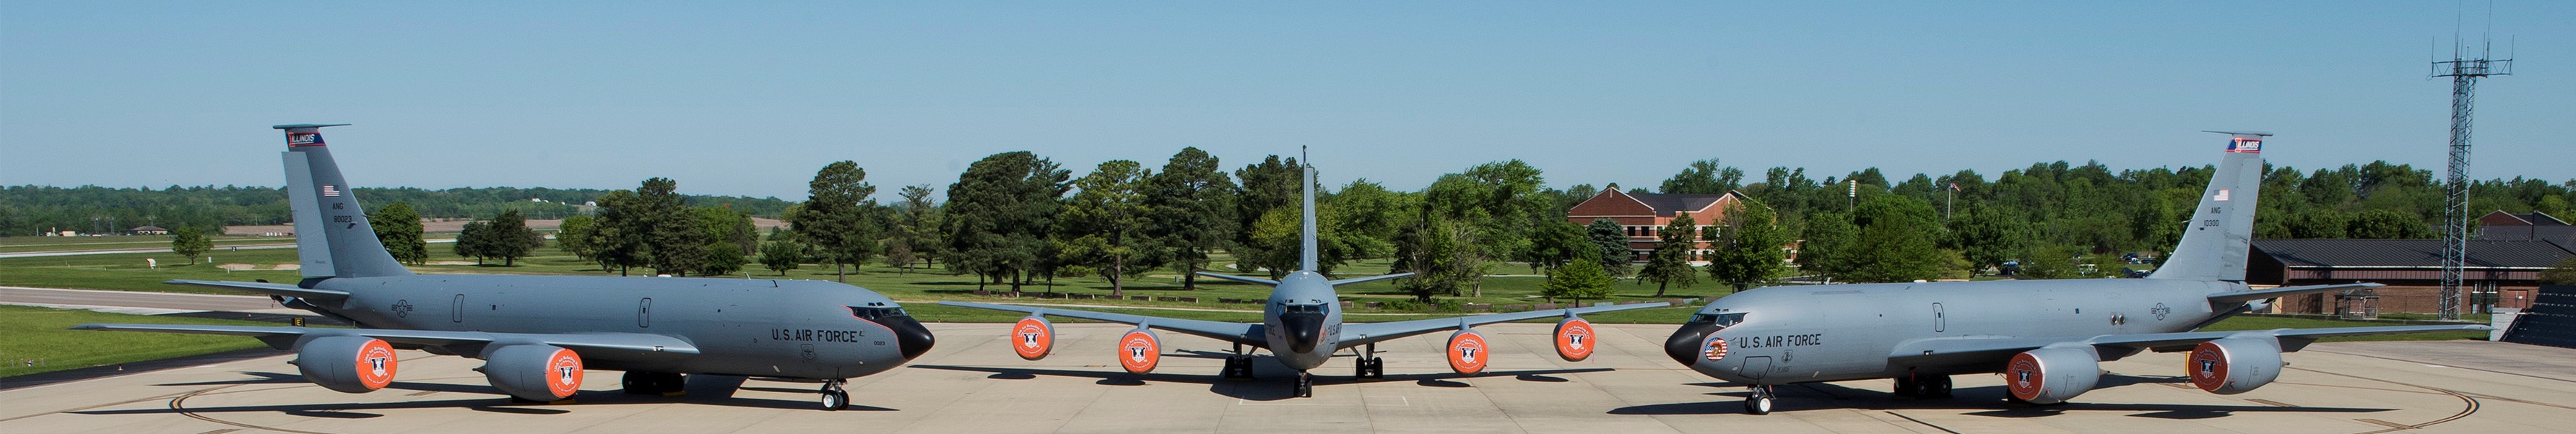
[0,235,299,253]
[0,305,282,378]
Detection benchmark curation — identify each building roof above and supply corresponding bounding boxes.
[2482,210,2569,227]
[1629,193,1736,217]
[2252,239,2576,269]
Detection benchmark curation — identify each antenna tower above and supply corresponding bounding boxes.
[2430,28,2511,321]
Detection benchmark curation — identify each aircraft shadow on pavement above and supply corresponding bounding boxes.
[907,362,1613,401]
[96,373,895,416]
[1610,374,2392,417]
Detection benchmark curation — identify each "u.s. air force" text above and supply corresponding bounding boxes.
[771,329,866,342]
[1732,334,1823,348]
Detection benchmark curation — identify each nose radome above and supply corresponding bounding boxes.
[1664,321,1718,366]
[1283,313,1325,353]
[888,316,935,360]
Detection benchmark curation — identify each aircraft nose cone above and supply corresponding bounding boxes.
[885,316,935,360]
[1665,321,1719,366]
[1283,313,1326,354]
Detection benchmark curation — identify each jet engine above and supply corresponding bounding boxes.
[2187,337,2284,394]
[1445,328,1488,375]
[481,344,585,402]
[293,336,398,393]
[1553,316,1596,362]
[1115,327,1161,374]
[1010,316,1054,360]
[2003,346,2100,404]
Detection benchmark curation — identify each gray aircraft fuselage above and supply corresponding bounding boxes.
[1262,272,1343,370]
[1665,279,2236,384]
[302,274,932,380]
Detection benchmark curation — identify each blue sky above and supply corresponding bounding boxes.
[4,1,2567,200]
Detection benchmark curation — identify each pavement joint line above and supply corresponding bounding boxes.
[2309,348,2576,385]
[1883,411,1964,434]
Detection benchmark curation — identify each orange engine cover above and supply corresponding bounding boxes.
[1116,329,1161,374]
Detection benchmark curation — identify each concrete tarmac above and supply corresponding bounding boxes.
[4,323,2572,433]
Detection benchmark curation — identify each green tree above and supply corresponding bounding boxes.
[1394,211,1484,303]
[485,209,540,266]
[1844,212,1942,282]
[454,220,491,264]
[2541,257,2576,285]
[1056,160,1166,295]
[636,178,708,277]
[2346,209,2430,239]
[556,214,598,265]
[945,152,1071,292]
[1524,219,1590,273]
[170,226,211,264]
[889,185,943,273]
[794,161,879,282]
[369,201,428,265]
[1659,158,1745,194]
[1541,250,1616,305]
[1637,212,1700,297]
[1946,205,2024,277]
[589,190,652,275]
[759,236,805,276]
[1143,147,1236,290]
[1709,203,1787,291]
[1327,179,1407,259]
[701,240,746,276]
[1584,218,1633,277]
[1797,212,1858,280]
[1232,155,1304,250]
[2018,245,2081,279]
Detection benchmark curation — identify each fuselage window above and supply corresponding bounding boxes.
[1690,312,1749,329]
[1280,303,1323,314]
[849,306,910,321]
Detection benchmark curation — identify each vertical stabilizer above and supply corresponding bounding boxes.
[277,124,412,279]
[2148,131,2270,282]
[1298,150,1319,273]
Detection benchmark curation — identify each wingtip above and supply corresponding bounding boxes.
[68,324,105,331]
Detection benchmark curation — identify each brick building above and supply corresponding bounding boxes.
[1564,186,1753,264]
[2249,238,2574,315]
[2479,210,2575,244]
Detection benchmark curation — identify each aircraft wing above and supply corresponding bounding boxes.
[69,324,701,362]
[1337,302,1672,347]
[2207,283,2382,307]
[936,301,1264,347]
[1888,325,2491,363]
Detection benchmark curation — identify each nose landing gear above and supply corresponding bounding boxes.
[1744,385,1775,415]
[1291,371,1314,398]
[818,379,849,411]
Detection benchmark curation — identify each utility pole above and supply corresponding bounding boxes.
[2431,36,2511,321]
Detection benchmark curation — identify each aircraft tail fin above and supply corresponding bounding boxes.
[2147,131,2270,282]
[1298,154,1319,273]
[277,124,413,279]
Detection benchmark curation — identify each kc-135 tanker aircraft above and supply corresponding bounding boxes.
[72,124,935,411]
[1662,131,2493,415]
[943,150,1668,397]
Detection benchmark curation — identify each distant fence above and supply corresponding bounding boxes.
[2502,285,2576,350]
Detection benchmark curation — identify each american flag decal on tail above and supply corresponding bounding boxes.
[322,185,341,197]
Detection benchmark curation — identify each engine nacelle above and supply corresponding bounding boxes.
[482,344,585,402]
[2187,337,2284,394]
[2003,346,2101,404]
[1446,328,1489,375]
[1553,316,1596,362]
[294,336,398,393]
[1010,316,1054,360]
[1115,327,1161,374]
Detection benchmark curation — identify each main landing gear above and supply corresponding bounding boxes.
[1221,343,1256,381]
[1353,343,1385,380]
[1743,385,1776,415]
[1291,371,1314,398]
[621,371,688,396]
[1893,374,1953,399]
[818,379,849,411]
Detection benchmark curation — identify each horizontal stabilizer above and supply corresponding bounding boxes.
[1193,272,1280,287]
[163,279,351,300]
[1328,273,1414,287]
[2208,283,2383,307]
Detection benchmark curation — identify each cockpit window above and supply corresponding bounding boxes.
[1689,312,1748,328]
[1280,303,1325,314]
[850,306,909,321]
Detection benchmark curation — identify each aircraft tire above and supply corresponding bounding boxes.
[820,391,846,411]
[1893,376,1917,396]
[1924,376,1953,399]
[1744,392,1774,415]
[1293,371,1314,398]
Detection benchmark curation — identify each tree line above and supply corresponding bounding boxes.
[0,184,794,236]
